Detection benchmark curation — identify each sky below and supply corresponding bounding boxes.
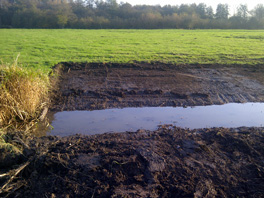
[117,0,263,14]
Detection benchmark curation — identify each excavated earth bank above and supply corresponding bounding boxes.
[1,63,264,198]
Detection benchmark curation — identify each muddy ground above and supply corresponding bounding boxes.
[1,127,264,198]
[1,63,264,198]
[51,63,264,110]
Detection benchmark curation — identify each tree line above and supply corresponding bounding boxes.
[0,0,264,29]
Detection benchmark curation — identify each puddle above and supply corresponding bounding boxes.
[40,103,264,137]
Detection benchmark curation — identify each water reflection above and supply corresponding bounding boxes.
[42,103,264,137]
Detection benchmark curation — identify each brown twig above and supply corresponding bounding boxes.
[13,136,29,149]
[0,173,9,179]
[39,107,49,121]
[0,161,30,194]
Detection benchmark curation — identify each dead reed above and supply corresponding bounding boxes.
[0,58,49,131]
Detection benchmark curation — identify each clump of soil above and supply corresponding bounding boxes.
[0,139,23,168]
[1,127,264,197]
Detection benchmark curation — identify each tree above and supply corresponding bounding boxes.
[178,4,192,15]
[252,4,264,20]
[196,3,207,19]
[251,4,264,28]
[0,0,11,9]
[85,0,95,8]
[237,4,248,19]
[53,2,75,28]
[216,4,229,19]
[1,1,264,29]
[206,6,214,19]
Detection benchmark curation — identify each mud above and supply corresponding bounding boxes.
[51,63,264,111]
[1,63,264,197]
[1,127,264,197]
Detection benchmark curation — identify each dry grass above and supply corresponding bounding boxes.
[0,58,49,131]
[0,58,50,197]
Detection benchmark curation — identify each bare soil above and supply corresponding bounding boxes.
[1,127,264,198]
[51,63,264,110]
[1,63,264,198]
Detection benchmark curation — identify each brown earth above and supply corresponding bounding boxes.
[51,63,264,111]
[1,127,264,198]
[1,63,264,198]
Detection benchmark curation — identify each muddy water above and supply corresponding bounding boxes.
[39,103,264,137]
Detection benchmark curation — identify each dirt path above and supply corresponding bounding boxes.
[51,63,264,111]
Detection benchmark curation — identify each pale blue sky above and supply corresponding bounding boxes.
[118,0,263,14]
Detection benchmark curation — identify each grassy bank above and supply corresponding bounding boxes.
[0,29,264,73]
[0,58,49,131]
[0,59,49,171]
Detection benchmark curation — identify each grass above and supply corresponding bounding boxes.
[0,29,264,74]
[0,56,49,131]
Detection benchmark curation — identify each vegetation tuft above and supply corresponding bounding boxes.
[0,57,49,131]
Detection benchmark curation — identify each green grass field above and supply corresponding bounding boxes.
[1,29,264,73]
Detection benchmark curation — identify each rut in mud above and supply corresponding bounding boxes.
[51,63,264,111]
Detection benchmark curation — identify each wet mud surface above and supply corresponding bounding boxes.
[2,63,264,197]
[51,63,264,110]
[1,127,264,197]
